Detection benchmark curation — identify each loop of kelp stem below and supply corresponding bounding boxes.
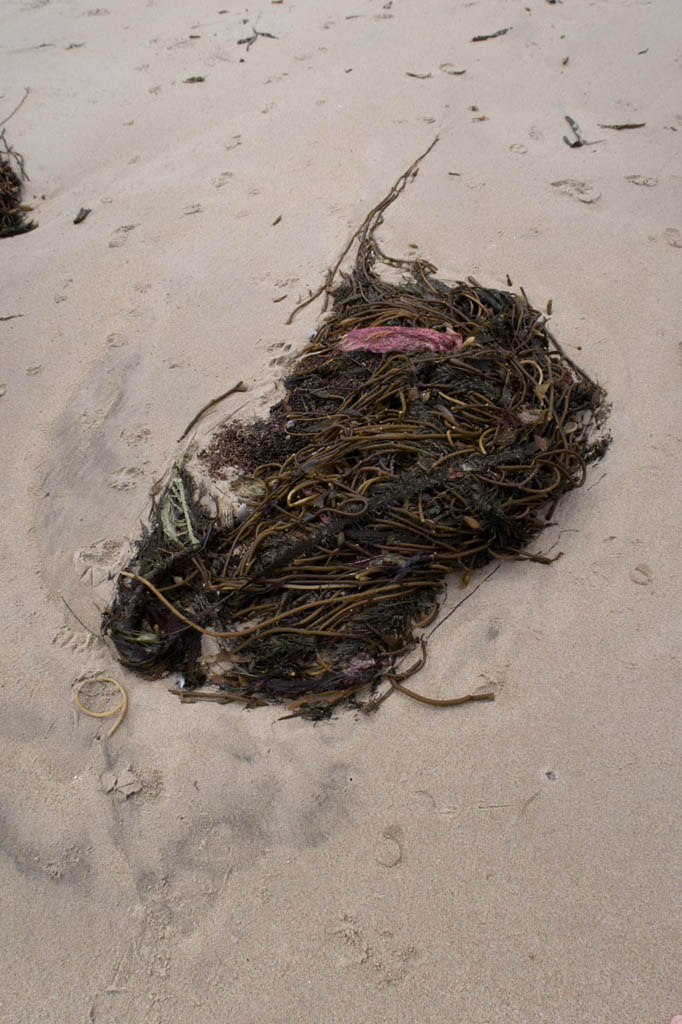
[73,677,128,737]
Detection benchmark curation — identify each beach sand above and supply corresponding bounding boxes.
[2,0,681,1020]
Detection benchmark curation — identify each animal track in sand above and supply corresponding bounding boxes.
[108,224,138,248]
[330,912,420,986]
[120,424,150,447]
[52,623,97,653]
[625,174,658,187]
[211,171,233,189]
[551,179,601,204]
[374,823,404,868]
[106,332,128,349]
[100,764,162,801]
[663,227,682,249]
[630,563,653,586]
[109,466,144,491]
[1,824,91,886]
[74,537,129,587]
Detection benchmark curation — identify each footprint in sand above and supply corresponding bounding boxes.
[108,466,144,490]
[663,227,682,249]
[120,424,150,447]
[625,174,658,187]
[551,179,601,204]
[52,623,97,653]
[211,171,233,188]
[74,536,129,587]
[108,224,137,248]
[374,824,403,868]
[106,332,128,349]
[630,563,653,586]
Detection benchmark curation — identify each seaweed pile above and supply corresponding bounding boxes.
[1,130,36,239]
[104,146,610,719]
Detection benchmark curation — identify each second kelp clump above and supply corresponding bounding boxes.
[1,130,37,239]
[105,161,609,718]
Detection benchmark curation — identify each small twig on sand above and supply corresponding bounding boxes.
[178,381,248,442]
[287,135,439,324]
[427,564,500,639]
[238,26,277,50]
[471,27,511,42]
[598,122,645,131]
[545,325,598,389]
[0,87,30,129]
[60,594,101,639]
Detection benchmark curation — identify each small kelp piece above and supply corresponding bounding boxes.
[158,466,200,549]
[73,677,128,737]
[338,325,463,353]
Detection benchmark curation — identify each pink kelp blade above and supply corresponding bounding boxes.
[337,325,463,353]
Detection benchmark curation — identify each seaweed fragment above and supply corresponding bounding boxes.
[471,27,511,42]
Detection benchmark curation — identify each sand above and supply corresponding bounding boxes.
[2,0,681,1021]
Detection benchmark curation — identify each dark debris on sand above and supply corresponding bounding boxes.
[103,143,610,720]
[0,131,37,239]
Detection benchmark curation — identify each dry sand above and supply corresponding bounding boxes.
[2,0,681,1021]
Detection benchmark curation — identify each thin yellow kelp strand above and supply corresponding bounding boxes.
[73,677,128,737]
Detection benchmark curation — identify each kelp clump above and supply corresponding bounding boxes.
[103,148,610,719]
[1,131,36,239]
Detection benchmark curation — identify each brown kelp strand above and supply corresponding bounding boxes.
[103,160,610,719]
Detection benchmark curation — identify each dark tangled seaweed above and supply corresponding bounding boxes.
[104,146,610,718]
[1,131,36,239]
